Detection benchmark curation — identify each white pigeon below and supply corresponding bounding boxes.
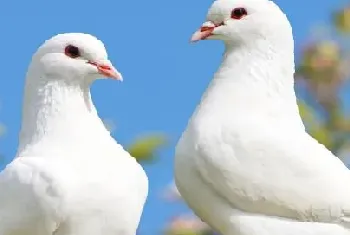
[0,33,148,235]
[174,0,350,234]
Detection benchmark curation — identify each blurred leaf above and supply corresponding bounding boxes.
[166,228,199,235]
[327,108,350,132]
[333,6,350,33]
[308,125,332,149]
[127,133,168,162]
[297,100,318,125]
[164,215,212,235]
[297,41,341,81]
[298,99,333,149]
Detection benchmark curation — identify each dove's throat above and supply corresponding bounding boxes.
[195,38,301,120]
[17,73,109,156]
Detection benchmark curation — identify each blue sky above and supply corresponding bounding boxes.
[0,0,349,234]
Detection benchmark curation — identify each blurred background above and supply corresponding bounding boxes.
[0,0,350,235]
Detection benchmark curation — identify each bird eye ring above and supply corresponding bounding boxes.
[231,8,248,19]
[65,45,80,58]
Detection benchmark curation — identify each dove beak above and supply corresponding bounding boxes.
[190,21,224,42]
[87,61,123,81]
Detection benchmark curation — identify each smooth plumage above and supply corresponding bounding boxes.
[175,1,350,234]
[0,33,148,235]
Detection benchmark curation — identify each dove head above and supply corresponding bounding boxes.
[19,33,123,152]
[28,33,122,85]
[191,0,292,46]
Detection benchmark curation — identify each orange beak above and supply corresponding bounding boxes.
[190,21,224,42]
[191,26,215,42]
[87,61,123,81]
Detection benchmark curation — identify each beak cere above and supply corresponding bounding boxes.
[87,61,123,81]
[190,21,224,42]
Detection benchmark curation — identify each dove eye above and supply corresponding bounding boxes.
[231,8,248,20]
[65,45,81,58]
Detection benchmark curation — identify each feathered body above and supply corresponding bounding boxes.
[175,1,350,234]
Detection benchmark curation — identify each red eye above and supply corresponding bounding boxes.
[231,7,247,19]
[64,45,80,58]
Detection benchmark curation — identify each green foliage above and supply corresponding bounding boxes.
[127,133,168,163]
[297,89,350,154]
[297,100,333,149]
[166,228,200,235]
[333,6,350,33]
[295,20,350,155]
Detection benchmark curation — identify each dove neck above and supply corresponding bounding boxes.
[17,72,109,155]
[195,38,300,119]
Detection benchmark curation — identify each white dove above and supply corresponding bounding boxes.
[175,0,350,234]
[0,33,148,235]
